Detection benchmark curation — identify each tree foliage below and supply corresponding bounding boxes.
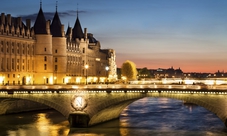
[138,67,151,79]
[121,60,138,80]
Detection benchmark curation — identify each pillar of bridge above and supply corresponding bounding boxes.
[68,112,90,127]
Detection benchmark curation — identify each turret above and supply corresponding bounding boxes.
[72,16,84,40]
[34,7,47,34]
[50,10,63,37]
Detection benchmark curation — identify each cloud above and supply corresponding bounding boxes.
[19,10,86,23]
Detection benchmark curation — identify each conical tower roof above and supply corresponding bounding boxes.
[50,11,62,37]
[72,16,84,40]
[34,7,47,34]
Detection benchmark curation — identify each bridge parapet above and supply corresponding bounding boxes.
[1,84,227,91]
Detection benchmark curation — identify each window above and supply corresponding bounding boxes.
[83,48,85,53]
[22,44,25,54]
[28,60,29,70]
[12,58,14,70]
[12,45,14,53]
[55,58,57,62]
[55,49,57,53]
[44,56,47,61]
[17,44,19,54]
[1,58,3,69]
[44,64,47,70]
[55,65,57,71]
[6,58,9,69]
[27,45,29,54]
[44,48,46,51]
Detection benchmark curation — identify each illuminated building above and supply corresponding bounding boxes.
[0,4,117,85]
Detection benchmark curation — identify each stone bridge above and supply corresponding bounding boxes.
[0,84,227,128]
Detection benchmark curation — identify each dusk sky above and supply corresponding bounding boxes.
[1,0,227,73]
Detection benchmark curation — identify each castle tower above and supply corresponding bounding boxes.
[50,3,67,84]
[34,4,53,84]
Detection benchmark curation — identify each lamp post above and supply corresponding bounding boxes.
[54,76,57,84]
[17,74,20,85]
[43,76,46,85]
[105,66,109,85]
[85,64,89,85]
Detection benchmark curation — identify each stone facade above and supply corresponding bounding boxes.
[0,6,117,85]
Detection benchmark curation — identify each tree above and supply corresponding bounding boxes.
[138,67,151,79]
[121,60,138,81]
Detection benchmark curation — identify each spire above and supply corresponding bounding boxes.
[56,1,58,12]
[40,0,42,8]
[34,2,47,34]
[72,5,84,40]
[50,2,62,37]
[72,17,84,40]
[77,3,79,17]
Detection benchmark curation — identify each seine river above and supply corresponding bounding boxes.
[0,97,227,136]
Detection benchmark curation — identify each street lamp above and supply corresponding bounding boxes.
[105,66,109,85]
[54,76,57,84]
[17,74,20,85]
[85,64,89,85]
[43,76,46,84]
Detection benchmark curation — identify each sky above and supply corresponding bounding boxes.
[1,0,227,73]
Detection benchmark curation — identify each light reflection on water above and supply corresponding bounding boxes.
[1,98,227,136]
[0,110,69,136]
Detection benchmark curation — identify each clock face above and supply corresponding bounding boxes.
[71,96,87,111]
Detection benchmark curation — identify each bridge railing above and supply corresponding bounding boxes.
[0,84,226,91]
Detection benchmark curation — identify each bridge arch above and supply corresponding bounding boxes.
[83,91,227,128]
[0,93,72,119]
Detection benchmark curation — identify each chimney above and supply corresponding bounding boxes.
[7,14,11,25]
[61,24,65,37]
[17,17,22,27]
[46,20,50,34]
[1,13,5,25]
[26,19,31,29]
[84,28,87,39]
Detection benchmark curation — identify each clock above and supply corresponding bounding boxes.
[71,95,87,111]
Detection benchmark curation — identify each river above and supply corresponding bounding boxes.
[0,97,227,136]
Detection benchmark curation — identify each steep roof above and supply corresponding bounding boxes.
[34,7,47,34]
[66,24,71,36]
[72,16,84,39]
[50,11,62,37]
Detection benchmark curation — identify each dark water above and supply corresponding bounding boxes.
[1,98,227,136]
